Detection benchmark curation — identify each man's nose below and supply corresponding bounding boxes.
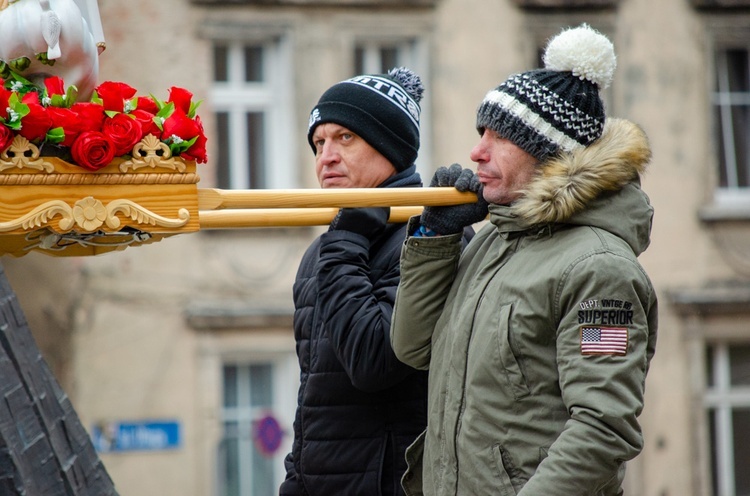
[470,137,488,163]
[319,141,340,165]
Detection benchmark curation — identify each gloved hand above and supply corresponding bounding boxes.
[420,163,489,234]
[329,207,391,240]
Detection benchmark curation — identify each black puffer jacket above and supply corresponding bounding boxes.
[280,168,428,496]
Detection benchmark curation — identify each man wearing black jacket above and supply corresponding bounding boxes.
[279,67,429,496]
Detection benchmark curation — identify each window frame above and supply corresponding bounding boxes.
[219,360,291,496]
[712,45,750,202]
[337,19,433,178]
[704,342,750,496]
[208,33,297,190]
[191,309,298,496]
[705,18,750,212]
[670,285,750,496]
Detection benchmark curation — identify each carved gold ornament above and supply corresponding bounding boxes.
[72,197,106,231]
[120,134,186,173]
[0,196,190,234]
[0,136,55,172]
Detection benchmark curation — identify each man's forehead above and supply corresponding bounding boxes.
[312,122,357,138]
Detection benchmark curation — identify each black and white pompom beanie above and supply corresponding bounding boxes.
[476,24,617,162]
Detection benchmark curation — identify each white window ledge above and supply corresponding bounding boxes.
[699,203,750,222]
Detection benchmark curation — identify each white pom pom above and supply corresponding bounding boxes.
[543,24,616,89]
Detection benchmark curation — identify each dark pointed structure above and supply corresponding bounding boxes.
[0,264,117,495]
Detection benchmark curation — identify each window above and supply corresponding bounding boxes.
[713,47,750,202]
[354,41,413,75]
[219,362,289,496]
[705,343,750,496]
[211,39,295,189]
[351,37,432,176]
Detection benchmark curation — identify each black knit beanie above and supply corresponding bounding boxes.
[476,24,617,162]
[307,67,424,172]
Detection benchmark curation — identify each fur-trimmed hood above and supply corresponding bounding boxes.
[490,118,654,255]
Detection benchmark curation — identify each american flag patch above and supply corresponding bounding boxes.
[580,326,628,356]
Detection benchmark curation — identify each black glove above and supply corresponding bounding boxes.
[329,207,391,240]
[420,163,489,234]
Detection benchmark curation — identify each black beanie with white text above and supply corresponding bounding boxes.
[307,67,424,172]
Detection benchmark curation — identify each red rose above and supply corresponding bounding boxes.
[0,87,11,121]
[136,96,159,115]
[182,115,207,164]
[161,109,208,163]
[102,113,142,156]
[47,107,83,147]
[18,102,51,141]
[131,109,160,139]
[0,125,12,152]
[167,86,194,114]
[44,76,66,98]
[161,108,198,141]
[96,81,137,112]
[71,102,105,132]
[71,131,116,171]
[21,92,40,105]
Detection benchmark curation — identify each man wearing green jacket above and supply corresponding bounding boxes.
[390,24,658,496]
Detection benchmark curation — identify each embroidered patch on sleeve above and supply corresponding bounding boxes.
[580,326,629,356]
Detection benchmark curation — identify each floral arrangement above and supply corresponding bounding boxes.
[0,71,207,171]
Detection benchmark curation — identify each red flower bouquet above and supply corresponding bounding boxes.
[0,72,208,168]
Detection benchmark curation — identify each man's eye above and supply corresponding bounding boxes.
[341,133,353,141]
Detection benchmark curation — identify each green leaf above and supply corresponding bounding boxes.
[8,94,30,124]
[155,102,175,120]
[50,94,66,107]
[65,85,79,107]
[150,93,168,112]
[188,99,203,119]
[45,127,65,144]
[126,96,138,113]
[167,135,198,156]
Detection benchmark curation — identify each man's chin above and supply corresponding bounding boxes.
[321,178,350,189]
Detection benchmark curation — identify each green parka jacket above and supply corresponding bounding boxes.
[390,119,658,496]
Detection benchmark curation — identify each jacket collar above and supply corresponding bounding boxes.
[511,118,651,226]
[488,118,654,254]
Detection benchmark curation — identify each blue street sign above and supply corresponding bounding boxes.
[92,420,181,453]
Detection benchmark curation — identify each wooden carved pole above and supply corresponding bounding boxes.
[197,187,478,229]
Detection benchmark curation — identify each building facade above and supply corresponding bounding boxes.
[3,0,750,495]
